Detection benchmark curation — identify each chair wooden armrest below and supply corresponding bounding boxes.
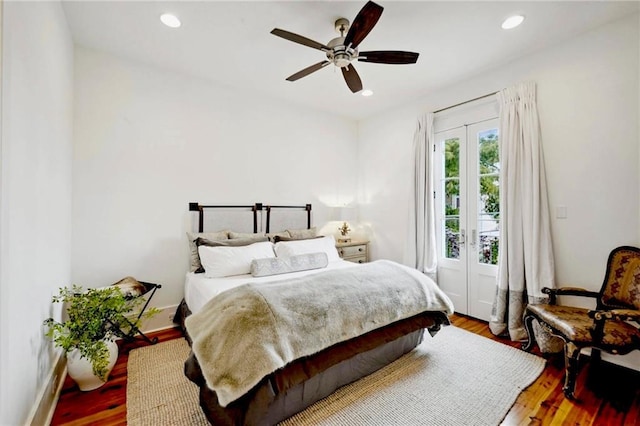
[586,308,640,345]
[588,309,640,322]
[542,287,600,304]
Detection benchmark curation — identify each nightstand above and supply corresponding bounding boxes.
[336,240,369,264]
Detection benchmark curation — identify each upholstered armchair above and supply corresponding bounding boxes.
[522,246,640,399]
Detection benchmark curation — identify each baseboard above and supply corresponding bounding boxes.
[139,303,179,333]
[600,350,640,372]
[25,352,66,426]
[581,347,640,372]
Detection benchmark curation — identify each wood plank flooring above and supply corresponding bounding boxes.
[50,314,639,425]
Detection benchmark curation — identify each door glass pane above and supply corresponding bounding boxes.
[442,137,461,260]
[479,175,499,217]
[478,220,499,264]
[445,178,460,216]
[477,129,499,265]
[445,218,460,259]
[444,138,460,178]
[479,130,499,173]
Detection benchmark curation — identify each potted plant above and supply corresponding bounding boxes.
[44,284,155,391]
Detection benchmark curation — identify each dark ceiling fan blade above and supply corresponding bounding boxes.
[341,65,363,93]
[344,1,384,49]
[271,28,331,51]
[358,50,419,64]
[286,61,331,82]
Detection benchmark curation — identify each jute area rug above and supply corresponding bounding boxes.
[127,326,545,425]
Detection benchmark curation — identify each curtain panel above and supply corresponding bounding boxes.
[489,81,555,341]
[405,113,438,281]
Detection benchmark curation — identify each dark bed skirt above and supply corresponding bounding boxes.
[182,307,449,426]
[174,299,192,344]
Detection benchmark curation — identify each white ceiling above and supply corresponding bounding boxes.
[61,1,639,120]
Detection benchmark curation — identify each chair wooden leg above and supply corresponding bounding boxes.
[522,312,537,352]
[563,342,581,399]
[586,347,605,396]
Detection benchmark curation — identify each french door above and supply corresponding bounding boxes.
[434,119,500,321]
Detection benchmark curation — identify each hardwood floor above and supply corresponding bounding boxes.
[51,314,639,425]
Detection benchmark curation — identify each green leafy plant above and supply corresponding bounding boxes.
[44,285,156,379]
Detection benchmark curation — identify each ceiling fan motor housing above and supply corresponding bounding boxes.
[326,36,358,68]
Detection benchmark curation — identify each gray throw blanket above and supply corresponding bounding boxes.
[185,260,454,407]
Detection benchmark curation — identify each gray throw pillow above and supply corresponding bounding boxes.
[266,231,290,242]
[228,231,268,242]
[284,227,317,239]
[186,230,229,272]
[250,252,328,277]
[273,235,323,243]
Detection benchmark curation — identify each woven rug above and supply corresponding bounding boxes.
[127,326,544,425]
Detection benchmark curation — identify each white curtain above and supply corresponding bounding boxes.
[405,113,438,281]
[489,81,555,341]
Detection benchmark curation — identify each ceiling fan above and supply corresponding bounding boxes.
[270,1,419,93]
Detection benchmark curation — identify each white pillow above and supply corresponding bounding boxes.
[198,241,275,278]
[274,235,340,262]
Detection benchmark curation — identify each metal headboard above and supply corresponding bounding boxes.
[188,202,312,233]
[265,205,312,233]
[188,203,262,233]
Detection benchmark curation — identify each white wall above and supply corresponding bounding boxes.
[0,2,74,424]
[72,48,358,309]
[359,14,639,278]
[358,15,639,368]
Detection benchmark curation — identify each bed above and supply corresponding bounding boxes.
[178,202,454,425]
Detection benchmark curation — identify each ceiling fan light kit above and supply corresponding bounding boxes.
[270,1,419,94]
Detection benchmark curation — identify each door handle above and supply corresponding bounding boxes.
[471,229,477,248]
[460,229,466,247]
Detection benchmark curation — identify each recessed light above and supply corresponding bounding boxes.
[361,89,374,97]
[501,15,524,30]
[160,13,181,28]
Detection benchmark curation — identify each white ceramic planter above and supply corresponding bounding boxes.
[66,339,119,391]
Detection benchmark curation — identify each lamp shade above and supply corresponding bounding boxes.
[334,206,356,222]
